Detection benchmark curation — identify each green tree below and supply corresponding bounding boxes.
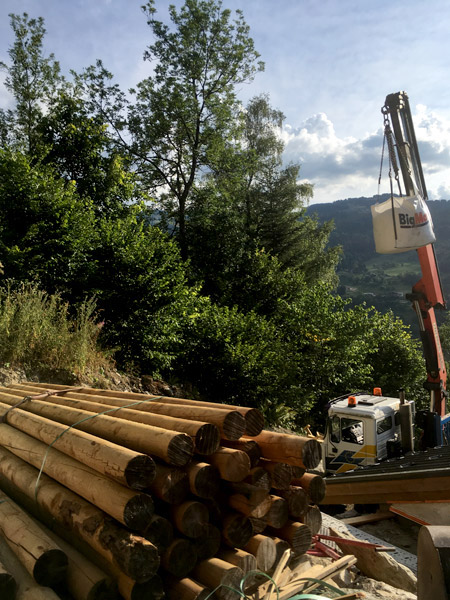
[0,13,62,154]
[0,149,97,291]
[125,0,263,258]
[87,208,201,374]
[186,95,341,311]
[38,92,135,215]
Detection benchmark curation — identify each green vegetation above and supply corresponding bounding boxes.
[0,284,109,375]
[0,3,429,427]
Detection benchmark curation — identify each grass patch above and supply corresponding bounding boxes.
[0,283,112,375]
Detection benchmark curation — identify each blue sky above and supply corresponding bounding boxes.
[1,0,450,204]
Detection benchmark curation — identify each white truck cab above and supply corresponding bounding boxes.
[324,390,414,474]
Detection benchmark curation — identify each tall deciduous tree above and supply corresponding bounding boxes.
[0,13,63,154]
[127,0,263,258]
[38,92,136,216]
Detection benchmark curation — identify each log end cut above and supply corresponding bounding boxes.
[302,439,322,470]
[123,494,155,531]
[33,548,68,587]
[125,454,156,490]
[167,433,195,467]
[195,424,221,456]
[222,412,246,441]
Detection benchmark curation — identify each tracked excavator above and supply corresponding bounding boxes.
[322,92,450,513]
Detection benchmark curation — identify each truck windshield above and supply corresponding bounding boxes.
[341,417,364,445]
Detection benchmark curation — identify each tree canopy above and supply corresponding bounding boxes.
[0,2,429,427]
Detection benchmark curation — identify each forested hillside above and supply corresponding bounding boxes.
[307,196,450,333]
[0,2,436,428]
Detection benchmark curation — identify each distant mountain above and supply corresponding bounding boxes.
[306,195,450,333]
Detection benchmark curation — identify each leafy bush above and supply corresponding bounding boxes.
[0,283,109,374]
[175,300,308,426]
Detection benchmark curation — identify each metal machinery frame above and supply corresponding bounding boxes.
[382,92,448,422]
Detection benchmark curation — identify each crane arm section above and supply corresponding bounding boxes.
[383,91,447,417]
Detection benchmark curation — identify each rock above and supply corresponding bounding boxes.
[329,525,417,593]
[342,575,417,599]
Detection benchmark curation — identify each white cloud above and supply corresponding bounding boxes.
[281,106,450,204]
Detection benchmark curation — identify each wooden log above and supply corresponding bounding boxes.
[244,431,322,469]
[291,472,326,504]
[242,467,272,490]
[205,447,251,482]
[259,460,292,490]
[228,488,271,519]
[28,383,265,437]
[171,500,209,538]
[160,538,198,578]
[217,548,257,574]
[0,534,60,600]
[192,558,244,600]
[418,526,450,600]
[114,572,164,600]
[7,384,220,456]
[0,558,16,600]
[0,390,194,467]
[163,576,214,600]
[265,495,289,529]
[42,524,117,600]
[0,447,160,582]
[185,461,220,499]
[148,464,189,505]
[300,505,322,536]
[0,424,154,531]
[0,400,155,490]
[279,486,309,519]
[248,516,267,534]
[193,524,222,560]
[244,534,277,571]
[267,520,312,556]
[220,440,261,467]
[0,490,68,587]
[144,514,174,551]
[9,384,246,442]
[221,513,253,548]
[290,465,306,480]
[272,536,291,563]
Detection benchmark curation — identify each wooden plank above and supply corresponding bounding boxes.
[277,555,357,600]
[340,511,394,526]
[329,525,417,593]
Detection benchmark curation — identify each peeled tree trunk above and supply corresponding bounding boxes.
[0,424,154,531]
[0,400,155,490]
[0,447,160,582]
[0,390,194,467]
[0,490,68,587]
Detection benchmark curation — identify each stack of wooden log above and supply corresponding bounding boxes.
[0,382,326,600]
